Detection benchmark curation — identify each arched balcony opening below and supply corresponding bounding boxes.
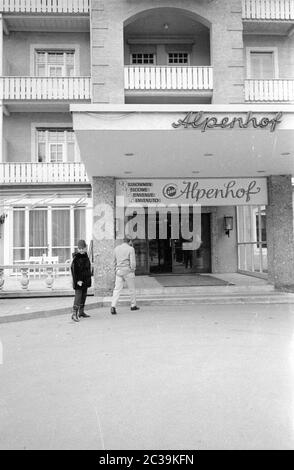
[123,8,212,104]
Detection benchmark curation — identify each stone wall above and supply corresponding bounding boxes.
[92,176,116,295]
[267,175,294,289]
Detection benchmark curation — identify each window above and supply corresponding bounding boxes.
[35,50,75,77]
[248,49,278,79]
[29,210,48,257]
[13,210,25,261]
[74,208,86,246]
[237,206,267,275]
[168,52,189,65]
[52,209,71,262]
[13,207,87,263]
[37,128,76,163]
[131,53,155,65]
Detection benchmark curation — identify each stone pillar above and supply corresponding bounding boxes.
[92,177,116,296]
[91,0,125,104]
[210,0,244,104]
[266,175,294,290]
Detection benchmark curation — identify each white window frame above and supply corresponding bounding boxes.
[31,122,80,163]
[30,44,80,76]
[167,52,190,66]
[11,205,88,264]
[49,142,65,163]
[246,47,279,79]
[130,53,156,65]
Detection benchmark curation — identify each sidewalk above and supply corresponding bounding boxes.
[1,273,294,324]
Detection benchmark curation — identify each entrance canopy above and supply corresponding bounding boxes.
[71,104,294,179]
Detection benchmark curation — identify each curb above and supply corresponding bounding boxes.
[1,294,294,324]
[0,301,104,324]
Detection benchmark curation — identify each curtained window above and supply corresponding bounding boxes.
[37,128,76,163]
[12,206,87,264]
[13,210,25,261]
[29,210,48,257]
[74,208,86,247]
[35,50,75,77]
[52,209,70,263]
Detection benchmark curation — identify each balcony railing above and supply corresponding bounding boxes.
[124,66,213,92]
[0,162,89,184]
[245,79,294,101]
[0,77,91,101]
[242,0,294,20]
[0,0,89,13]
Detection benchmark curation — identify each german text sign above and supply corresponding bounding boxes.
[116,178,268,206]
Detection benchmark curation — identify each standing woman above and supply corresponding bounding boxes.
[71,239,92,322]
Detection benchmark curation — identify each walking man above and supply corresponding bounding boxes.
[110,236,140,315]
[71,239,92,322]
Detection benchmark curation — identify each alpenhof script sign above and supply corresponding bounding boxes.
[172,111,283,132]
[116,178,268,206]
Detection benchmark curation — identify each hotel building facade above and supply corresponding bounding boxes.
[0,0,293,294]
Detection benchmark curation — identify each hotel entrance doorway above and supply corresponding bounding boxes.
[131,210,211,275]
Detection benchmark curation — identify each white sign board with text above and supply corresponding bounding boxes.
[116,178,268,206]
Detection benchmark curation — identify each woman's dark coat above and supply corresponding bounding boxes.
[71,252,92,289]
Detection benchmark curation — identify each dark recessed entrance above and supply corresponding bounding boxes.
[130,208,212,275]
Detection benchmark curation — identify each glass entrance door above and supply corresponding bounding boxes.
[171,213,211,274]
[146,210,211,274]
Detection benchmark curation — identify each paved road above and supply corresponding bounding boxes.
[0,303,294,450]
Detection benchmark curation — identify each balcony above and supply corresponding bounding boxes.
[124,66,213,96]
[242,0,294,20]
[0,0,89,14]
[0,77,91,101]
[0,162,89,184]
[245,79,294,102]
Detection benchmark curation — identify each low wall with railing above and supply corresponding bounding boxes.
[0,162,89,184]
[0,264,72,292]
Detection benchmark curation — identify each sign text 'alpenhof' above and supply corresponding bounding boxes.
[172,111,283,132]
[116,178,268,206]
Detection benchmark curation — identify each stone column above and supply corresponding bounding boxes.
[92,177,116,296]
[91,1,125,104]
[210,1,244,104]
[266,175,294,290]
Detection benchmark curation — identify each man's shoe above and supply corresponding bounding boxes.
[71,311,80,322]
[111,307,117,315]
[79,312,91,318]
[130,306,140,311]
